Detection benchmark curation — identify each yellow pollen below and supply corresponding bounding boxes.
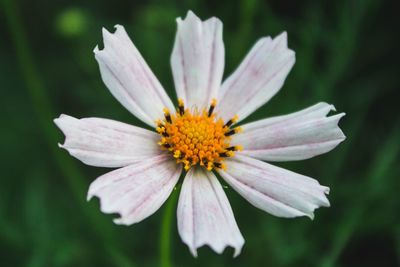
[156,100,242,171]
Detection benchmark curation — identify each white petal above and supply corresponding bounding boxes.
[54,114,162,168]
[171,11,224,110]
[177,168,244,257]
[219,155,330,219]
[88,155,181,225]
[217,32,295,122]
[232,103,346,161]
[94,25,175,127]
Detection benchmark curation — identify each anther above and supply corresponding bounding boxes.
[225,130,234,136]
[183,159,192,171]
[213,162,225,170]
[226,145,243,151]
[224,115,239,128]
[156,126,165,133]
[225,127,242,136]
[163,143,172,149]
[208,98,217,117]
[206,162,213,171]
[178,98,185,116]
[155,119,164,127]
[163,108,172,123]
[224,120,234,128]
[219,151,234,157]
[173,150,181,158]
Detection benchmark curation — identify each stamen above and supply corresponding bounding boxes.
[183,159,191,171]
[173,150,181,158]
[225,127,243,136]
[163,108,172,123]
[156,126,165,134]
[208,98,217,117]
[226,145,243,151]
[213,162,226,170]
[155,119,163,127]
[219,151,234,157]
[201,159,208,167]
[157,99,242,171]
[206,162,213,171]
[178,98,185,116]
[224,115,239,128]
[163,143,172,149]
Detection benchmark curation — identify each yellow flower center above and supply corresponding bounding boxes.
[156,99,242,171]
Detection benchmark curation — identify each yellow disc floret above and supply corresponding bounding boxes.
[156,98,242,171]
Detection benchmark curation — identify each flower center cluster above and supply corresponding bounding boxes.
[156,99,242,171]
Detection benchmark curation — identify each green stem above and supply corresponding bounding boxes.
[160,189,179,267]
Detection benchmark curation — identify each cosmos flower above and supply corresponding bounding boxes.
[54,11,345,257]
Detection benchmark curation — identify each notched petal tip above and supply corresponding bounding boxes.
[113,217,132,226]
[113,24,129,39]
[278,30,288,39]
[113,24,124,31]
[178,169,244,258]
[185,10,199,20]
[94,25,123,53]
[333,112,347,140]
[92,196,138,226]
[101,26,111,37]
[259,36,272,43]
[53,114,76,130]
[324,186,331,195]
[177,10,202,30]
[175,17,183,24]
[272,31,296,60]
[204,15,223,27]
[233,248,242,258]
[307,194,330,220]
[53,114,68,125]
[186,242,244,258]
[274,31,288,46]
[189,247,198,258]
[329,104,337,112]
[336,112,346,118]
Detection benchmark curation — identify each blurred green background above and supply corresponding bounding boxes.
[1,0,399,266]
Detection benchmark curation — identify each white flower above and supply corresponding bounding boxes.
[54,11,345,257]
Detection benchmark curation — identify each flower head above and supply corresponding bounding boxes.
[156,98,242,171]
[54,11,345,257]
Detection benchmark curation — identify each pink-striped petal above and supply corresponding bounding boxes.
[54,114,162,168]
[232,103,346,161]
[88,155,181,225]
[177,168,244,257]
[219,155,330,219]
[94,25,175,127]
[171,11,224,110]
[217,32,295,122]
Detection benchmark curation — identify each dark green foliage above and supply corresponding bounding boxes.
[0,0,399,266]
